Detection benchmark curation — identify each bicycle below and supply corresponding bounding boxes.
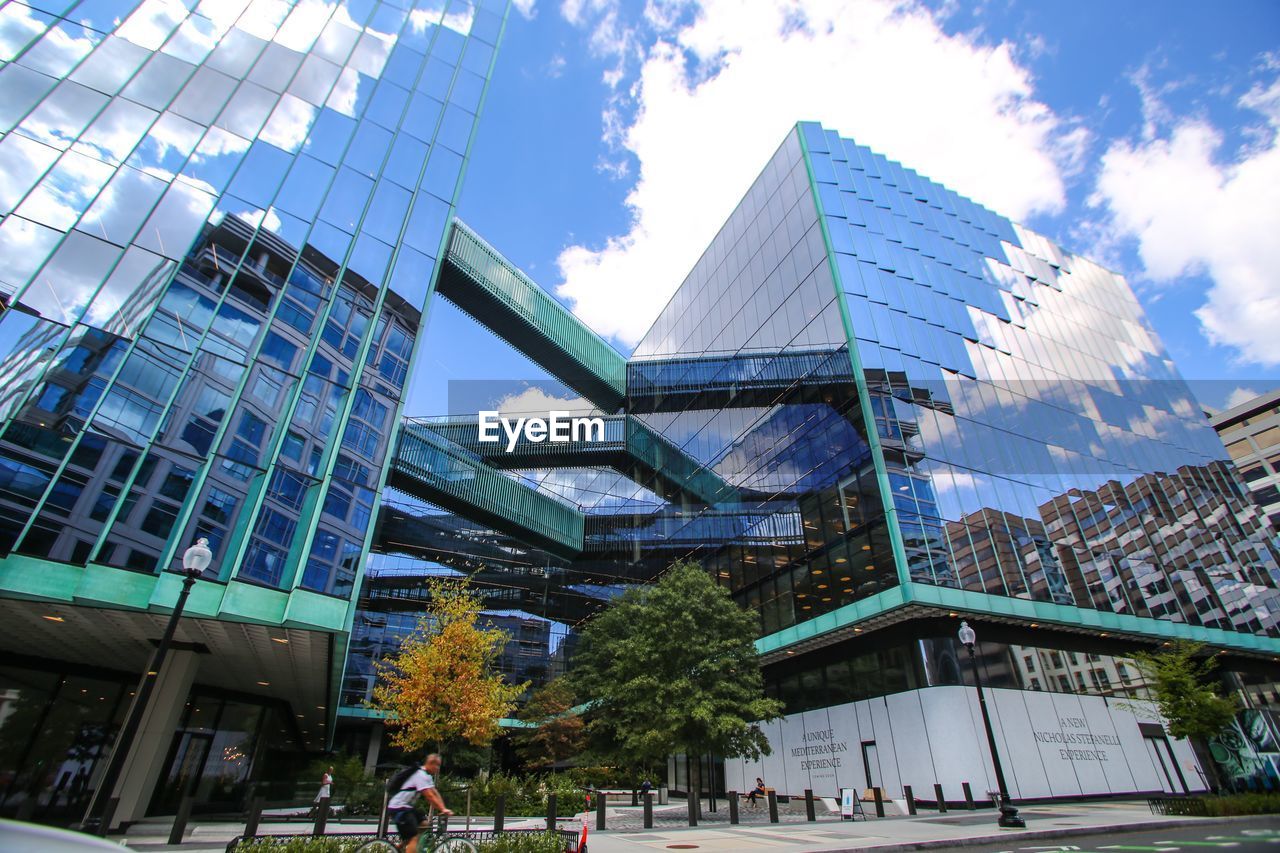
[354,815,477,853]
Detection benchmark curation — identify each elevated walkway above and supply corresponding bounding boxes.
[387,420,585,557]
[438,221,627,412]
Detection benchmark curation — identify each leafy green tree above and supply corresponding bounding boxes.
[1130,641,1237,790]
[570,560,782,815]
[513,678,585,769]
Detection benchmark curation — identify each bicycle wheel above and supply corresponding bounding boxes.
[434,838,478,853]
[353,839,398,852]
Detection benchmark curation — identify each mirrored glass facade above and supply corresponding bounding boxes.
[0,0,506,595]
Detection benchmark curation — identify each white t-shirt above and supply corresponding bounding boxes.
[388,769,435,810]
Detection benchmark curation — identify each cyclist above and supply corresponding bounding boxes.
[387,753,453,853]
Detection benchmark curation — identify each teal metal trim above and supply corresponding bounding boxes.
[796,122,914,596]
[336,705,533,729]
[441,220,627,411]
[392,420,585,554]
[906,583,1280,654]
[754,585,909,655]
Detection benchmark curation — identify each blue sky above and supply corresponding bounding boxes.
[414,0,1280,415]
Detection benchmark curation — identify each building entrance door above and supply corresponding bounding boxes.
[1143,734,1188,794]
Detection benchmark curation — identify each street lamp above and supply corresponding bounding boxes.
[81,539,213,834]
[957,620,1025,829]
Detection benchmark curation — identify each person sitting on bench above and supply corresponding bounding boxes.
[747,777,767,806]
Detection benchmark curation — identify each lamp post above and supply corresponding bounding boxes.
[82,539,213,833]
[957,620,1024,829]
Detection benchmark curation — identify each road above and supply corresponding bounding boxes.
[936,823,1280,853]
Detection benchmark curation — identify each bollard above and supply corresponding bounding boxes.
[632,787,639,806]
[494,794,505,834]
[767,790,779,823]
[547,793,557,831]
[97,797,119,837]
[729,791,739,825]
[597,788,607,831]
[962,781,975,810]
[873,787,885,818]
[169,795,194,845]
[643,792,654,829]
[687,791,698,826]
[933,784,947,813]
[245,796,265,838]
[466,787,472,832]
[805,789,816,822]
[438,814,449,834]
[312,796,330,836]
[903,785,917,815]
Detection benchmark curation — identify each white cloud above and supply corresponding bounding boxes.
[1092,71,1280,367]
[490,385,598,417]
[1226,385,1262,409]
[554,0,1084,347]
[512,0,537,19]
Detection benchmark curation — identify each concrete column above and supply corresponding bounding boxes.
[109,650,199,827]
[364,722,383,775]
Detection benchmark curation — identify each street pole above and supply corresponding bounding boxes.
[81,539,212,833]
[958,621,1024,829]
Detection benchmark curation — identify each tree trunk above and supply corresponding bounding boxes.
[688,754,702,821]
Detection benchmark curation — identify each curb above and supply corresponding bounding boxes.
[821,813,1280,853]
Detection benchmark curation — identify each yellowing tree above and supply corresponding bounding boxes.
[371,579,526,752]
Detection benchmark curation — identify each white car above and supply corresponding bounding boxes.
[0,819,131,851]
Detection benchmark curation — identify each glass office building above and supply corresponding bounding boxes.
[1,0,1278,818]
[0,0,508,826]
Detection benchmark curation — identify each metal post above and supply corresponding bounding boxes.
[643,793,653,828]
[245,796,264,838]
[728,791,739,824]
[596,788,606,831]
[466,788,472,833]
[493,794,505,834]
[962,781,975,810]
[377,790,390,838]
[687,791,698,826]
[168,795,194,845]
[767,790,778,823]
[546,792,557,831]
[632,787,638,806]
[873,787,885,818]
[804,789,815,821]
[312,796,329,835]
[933,784,947,813]
[97,798,118,837]
[964,641,1025,828]
[903,785,917,815]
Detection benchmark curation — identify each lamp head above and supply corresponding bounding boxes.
[957,620,976,647]
[182,537,213,578]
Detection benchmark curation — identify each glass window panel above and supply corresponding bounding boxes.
[169,65,237,125]
[180,126,251,194]
[74,97,158,166]
[342,119,391,178]
[0,215,63,298]
[383,133,426,189]
[0,5,55,61]
[420,145,462,201]
[300,106,353,165]
[205,23,266,78]
[0,63,58,134]
[18,78,110,151]
[258,92,316,153]
[80,164,167,247]
[247,41,303,92]
[160,11,220,64]
[274,153,333,220]
[215,80,278,139]
[318,166,372,233]
[402,192,447,255]
[120,49,193,110]
[286,52,340,105]
[362,180,410,245]
[18,19,100,78]
[83,246,174,337]
[224,139,292,209]
[346,232,391,285]
[69,34,151,95]
[0,133,61,216]
[18,230,123,326]
[135,181,216,260]
[14,148,114,230]
[116,0,188,51]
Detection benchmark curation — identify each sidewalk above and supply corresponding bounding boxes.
[116,801,1264,852]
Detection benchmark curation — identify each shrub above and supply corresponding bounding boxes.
[1201,792,1280,816]
[232,832,567,852]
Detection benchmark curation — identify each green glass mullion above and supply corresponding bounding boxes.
[279,11,458,593]
[796,123,913,599]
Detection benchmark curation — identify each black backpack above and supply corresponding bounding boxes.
[386,765,418,795]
